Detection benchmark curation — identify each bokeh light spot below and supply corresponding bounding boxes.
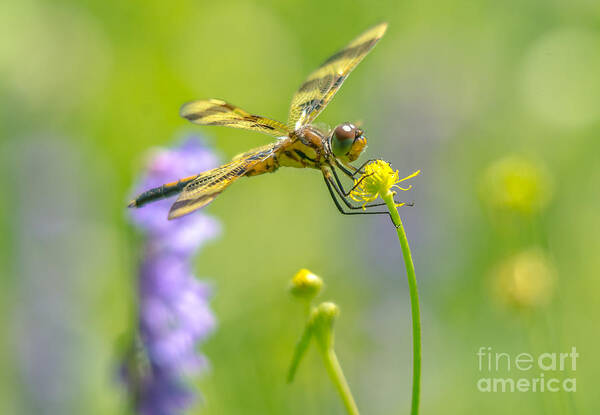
[520,27,600,128]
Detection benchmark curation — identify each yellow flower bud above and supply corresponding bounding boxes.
[290,268,323,301]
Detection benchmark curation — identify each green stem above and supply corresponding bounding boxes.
[321,348,360,415]
[383,192,421,415]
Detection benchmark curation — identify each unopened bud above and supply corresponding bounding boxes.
[310,302,340,352]
[290,269,323,301]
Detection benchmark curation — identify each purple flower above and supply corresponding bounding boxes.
[123,136,220,415]
[129,136,220,239]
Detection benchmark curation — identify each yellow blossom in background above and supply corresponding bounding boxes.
[490,248,556,311]
[350,160,420,209]
[480,155,554,214]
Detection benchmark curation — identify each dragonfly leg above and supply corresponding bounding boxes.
[334,158,380,177]
[323,170,404,213]
[329,166,412,207]
[323,174,406,227]
[322,173,390,216]
[349,158,379,176]
[333,159,357,178]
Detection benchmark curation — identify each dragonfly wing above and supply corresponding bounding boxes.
[287,22,387,130]
[168,143,279,219]
[181,99,291,138]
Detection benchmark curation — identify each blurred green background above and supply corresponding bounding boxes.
[1,0,599,414]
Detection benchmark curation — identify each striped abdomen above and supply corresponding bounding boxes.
[128,175,198,208]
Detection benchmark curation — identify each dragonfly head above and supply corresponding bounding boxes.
[331,122,367,162]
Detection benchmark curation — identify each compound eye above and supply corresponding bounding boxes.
[334,123,356,141]
[331,123,356,157]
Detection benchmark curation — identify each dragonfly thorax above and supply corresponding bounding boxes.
[277,126,327,169]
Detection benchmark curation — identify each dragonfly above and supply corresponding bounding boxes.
[129,22,400,219]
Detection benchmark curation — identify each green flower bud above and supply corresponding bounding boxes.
[310,302,340,352]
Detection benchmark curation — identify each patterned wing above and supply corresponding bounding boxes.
[181,99,291,138]
[168,142,279,219]
[288,22,388,130]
